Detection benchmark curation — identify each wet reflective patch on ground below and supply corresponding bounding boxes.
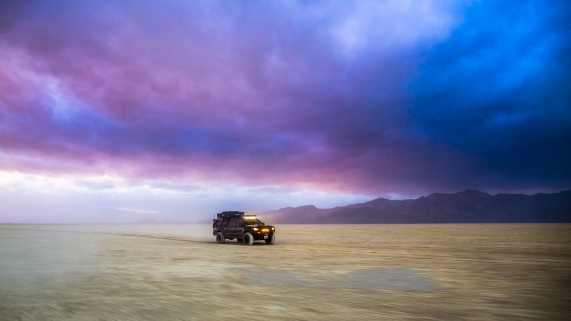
[234,267,441,291]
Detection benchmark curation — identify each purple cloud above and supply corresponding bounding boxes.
[0,0,569,200]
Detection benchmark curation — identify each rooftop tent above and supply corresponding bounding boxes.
[216,211,245,219]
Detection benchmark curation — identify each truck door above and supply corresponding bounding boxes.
[227,218,239,237]
[217,219,229,234]
[236,219,245,237]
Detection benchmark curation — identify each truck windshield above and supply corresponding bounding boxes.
[244,218,264,225]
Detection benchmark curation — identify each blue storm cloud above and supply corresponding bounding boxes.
[406,0,571,190]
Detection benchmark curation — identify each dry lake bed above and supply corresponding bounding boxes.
[1,224,570,320]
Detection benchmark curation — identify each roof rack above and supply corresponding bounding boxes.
[216,211,245,219]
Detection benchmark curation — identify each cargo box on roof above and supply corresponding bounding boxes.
[216,211,245,219]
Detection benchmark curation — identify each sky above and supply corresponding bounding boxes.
[0,0,570,223]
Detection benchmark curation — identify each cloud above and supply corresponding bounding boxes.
[0,0,569,202]
[407,0,571,191]
[0,170,374,223]
[115,208,158,214]
[332,0,460,55]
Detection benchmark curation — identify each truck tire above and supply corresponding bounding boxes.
[265,234,275,245]
[237,238,243,243]
[216,232,225,244]
[243,232,254,245]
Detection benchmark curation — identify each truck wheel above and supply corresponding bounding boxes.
[243,232,254,245]
[265,234,275,245]
[237,238,243,243]
[216,232,225,244]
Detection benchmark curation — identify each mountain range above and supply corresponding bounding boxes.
[259,190,571,224]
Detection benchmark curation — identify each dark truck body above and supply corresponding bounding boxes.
[212,211,275,245]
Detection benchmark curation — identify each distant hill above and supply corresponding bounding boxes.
[259,190,571,224]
